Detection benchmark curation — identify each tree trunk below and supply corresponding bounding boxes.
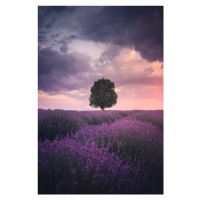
[101,108,105,111]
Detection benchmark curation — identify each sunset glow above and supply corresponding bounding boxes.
[123,50,141,61]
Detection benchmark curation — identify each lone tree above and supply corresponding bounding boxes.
[89,78,118,111]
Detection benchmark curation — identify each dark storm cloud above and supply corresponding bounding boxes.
[38,48,93,92]
[38,6,76,29]
[38,6,163,62]
[94,45,122,66]
[50,33,60,39]
[38,6,163,99]
[38,35,48,43]
[78,6,163,62]
[45,17,57,29]
[58,35,77,45]
[60,44,68,53]
[38,31,48,43]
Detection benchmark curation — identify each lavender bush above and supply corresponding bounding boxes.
[38,110,163,194]
[38,109,131,141]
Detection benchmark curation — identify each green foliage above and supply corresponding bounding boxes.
[89,78,118,110]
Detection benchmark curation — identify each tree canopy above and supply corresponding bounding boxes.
[89,78,118,111]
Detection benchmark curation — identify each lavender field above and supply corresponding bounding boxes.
[38,109,163,194]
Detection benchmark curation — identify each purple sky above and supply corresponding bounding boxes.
[38,6,163,110]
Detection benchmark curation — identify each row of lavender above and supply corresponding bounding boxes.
[38,110,163,194]
[38,109,136,141]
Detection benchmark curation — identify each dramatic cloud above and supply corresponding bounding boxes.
[38,48,96,93]
[95,48,163,86]
[78,7,163,62]
[94,45,122,67]
[38,6,163,62]
[38,6,75,29]
[38,31,48,43]
[38,6,163,110]
[60,44,68,53]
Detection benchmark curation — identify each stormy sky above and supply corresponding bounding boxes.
[38,6,163,110]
